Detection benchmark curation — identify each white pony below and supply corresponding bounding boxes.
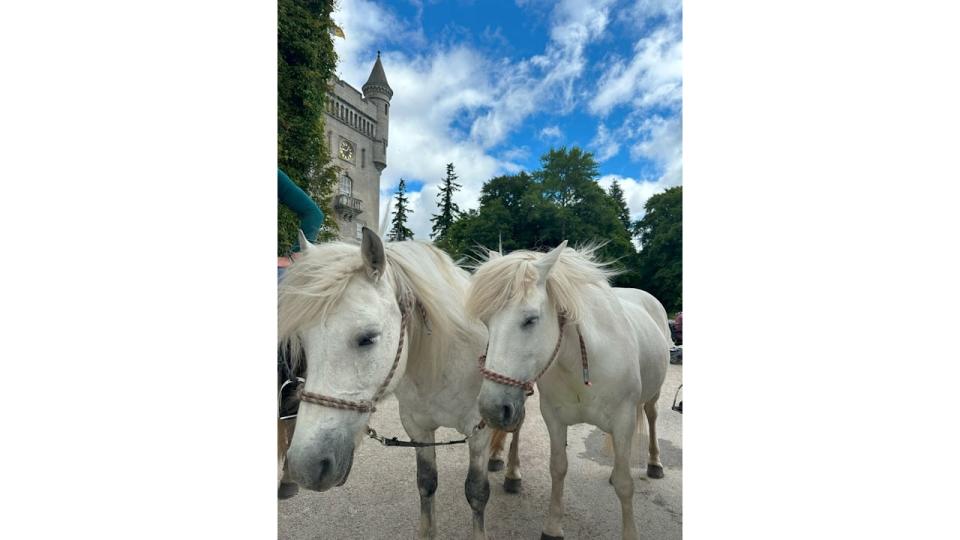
[467,242,670,540]
[279,228,520,539]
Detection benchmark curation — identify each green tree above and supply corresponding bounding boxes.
[388,178,415,241]
[535,147,636,272]
[277,0,340,254]
[609,179,632,231]
[633,186,682,312]
[442,147,639,287]
[430,163,462,243]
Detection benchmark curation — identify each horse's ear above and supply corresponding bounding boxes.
[534,240,568,286]
[297,229,314,252]
[361,227,386,281]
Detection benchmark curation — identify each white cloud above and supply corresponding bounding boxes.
[468,0,617,147]
[628,114,682,185]
[589,26,682,116]
[539,125,563,140]
[589,123,620,161]
[334,0,619,239]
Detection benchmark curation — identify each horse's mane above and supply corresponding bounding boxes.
[278,240,482,376]
[466,243,620,324]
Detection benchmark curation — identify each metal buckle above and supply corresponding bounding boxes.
[278,377,305,420]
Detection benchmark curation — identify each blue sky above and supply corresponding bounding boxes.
[332,0,682,238]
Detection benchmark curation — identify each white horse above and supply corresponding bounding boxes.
[279,228,521,539]
[467,242,670,540]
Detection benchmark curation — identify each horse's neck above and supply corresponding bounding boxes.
[554,286,624,365]
[403,318,482,386]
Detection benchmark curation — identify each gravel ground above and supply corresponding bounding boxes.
[279,363,682,539]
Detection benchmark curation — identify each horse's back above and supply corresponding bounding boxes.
[613,288,673,346]
[613,289,670,402]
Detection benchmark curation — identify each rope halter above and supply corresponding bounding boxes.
[296,296,412,414]
[477,313,591,397]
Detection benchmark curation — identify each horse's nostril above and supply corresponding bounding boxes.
[501,404,513,425]
[316,457,332,483]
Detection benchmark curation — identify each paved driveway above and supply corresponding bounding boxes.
[279,363,682,539]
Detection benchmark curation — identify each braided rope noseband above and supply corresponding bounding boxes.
[478,314,591,397]
[297,299,411,414]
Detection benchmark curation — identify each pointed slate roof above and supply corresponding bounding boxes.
[362,51,393,99]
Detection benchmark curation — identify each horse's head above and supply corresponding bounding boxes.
[468,241,568,431]
[280,228,409,492]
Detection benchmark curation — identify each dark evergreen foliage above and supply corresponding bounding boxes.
[388,178,415,241]
[430,163,462,245]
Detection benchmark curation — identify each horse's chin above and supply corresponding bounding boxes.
[335,456,354,487]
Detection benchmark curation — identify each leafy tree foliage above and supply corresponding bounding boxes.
[633,186,682,312]
[430,163,462,244]
[609,179,632,231]
[444,148,636,280]
[388,178,415,241]
[440,147,681,312]
[277,0,340,254]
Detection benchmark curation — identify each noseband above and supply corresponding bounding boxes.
[296,298,412,414]
[478,313,591,397]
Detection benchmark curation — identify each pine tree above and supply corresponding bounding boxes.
[608,179,632,231]
[388,178,415,241]
[430,163,462,240]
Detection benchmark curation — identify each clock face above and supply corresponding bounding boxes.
[339,140,354,162]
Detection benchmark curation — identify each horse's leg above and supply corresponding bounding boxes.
[644,394,664,478]
[403,422,439,539]
[465,425,492,540]
[503,425,522,493]
[277,418,299,499]
[540,408,568,539]
[488,429,507,472]
[611,407,640,540]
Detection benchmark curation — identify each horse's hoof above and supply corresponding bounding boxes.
[647,464,664,479]
[540,533,563,540]
[504,477,522,493]
[487,458,505,472]
[278,481,299,500]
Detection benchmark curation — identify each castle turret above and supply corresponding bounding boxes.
[362,52,393,172]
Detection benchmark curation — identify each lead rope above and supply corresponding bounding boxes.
[478,313,591,396]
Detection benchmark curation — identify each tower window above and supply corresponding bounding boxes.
[339,175,353,196]
[384,103,389,115]
[361,148,366,169]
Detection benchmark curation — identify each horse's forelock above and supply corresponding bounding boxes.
[467,245,620,325]
[279,240,482,377]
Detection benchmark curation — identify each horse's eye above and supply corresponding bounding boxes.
[357,333,379,347]
[522,316,539,328]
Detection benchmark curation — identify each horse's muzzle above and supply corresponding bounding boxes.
[286,429,356,492]
[478,385,526,431]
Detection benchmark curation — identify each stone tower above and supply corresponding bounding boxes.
[323,53,394,242]
[363,52,393,172]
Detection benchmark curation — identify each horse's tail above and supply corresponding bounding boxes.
[602,401,649,463]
